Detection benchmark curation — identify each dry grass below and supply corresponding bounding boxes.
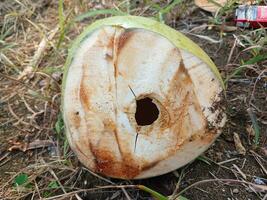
[0,0,266,200]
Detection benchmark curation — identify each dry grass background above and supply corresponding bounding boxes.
[0,0,266,200]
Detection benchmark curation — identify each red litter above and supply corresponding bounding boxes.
[235,5,267,28]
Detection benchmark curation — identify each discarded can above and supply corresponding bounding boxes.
[235,5,267,28]
[62,16,226,179]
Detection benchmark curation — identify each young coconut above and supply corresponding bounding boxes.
[62,16,226,179]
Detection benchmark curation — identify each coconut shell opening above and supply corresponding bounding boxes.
[135,97,159,126]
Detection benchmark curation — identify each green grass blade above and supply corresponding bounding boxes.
[243,53,267,65]
[157,0,184,23]
[138,185,190,200]
[63,139,69,158]
[160,0,184,15]
[138,185,168,200]
[74,9,127,22]
[177,196,190,200]
[224,65,249,84]
[0,26,13,41]
[224,53,267,84]
[48,180,60,189]
[40,66,63,74]
[158,12,164,23]
[150,3,162,11]
[197,156,211,165]
[55,112,64,135]
[58,0,64,33]
[57,0,65,48]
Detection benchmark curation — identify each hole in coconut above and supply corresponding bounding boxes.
[135,97,159,126]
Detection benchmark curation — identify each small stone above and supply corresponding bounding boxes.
[39,79,47,87]
[52,71,62,81]
[254,177,265,185]
[233,188,239,194]
[215,152,223,161]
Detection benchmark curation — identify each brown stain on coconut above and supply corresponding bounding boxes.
[103,118,116,132]
[112,29,134,79]
[142,160,161,172]
[80,82,89,109]
[79,64,91,111]
[165,59,208,146]
[105,30,115,61]
[157,103,171,131]
[201,131,217,144]
[91,148,140,179]
[117,30,135,52]
[91,147,165,179]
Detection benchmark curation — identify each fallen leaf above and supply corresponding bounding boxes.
[8,142,25,152]
[233,132,246,155]
[14,173,28,186]
[194,0,227,13]
[237,0,257,5]
[195,0,256,13]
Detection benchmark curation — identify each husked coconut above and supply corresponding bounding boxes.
[62,16,226,179]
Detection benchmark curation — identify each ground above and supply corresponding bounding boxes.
[0,0,266,200]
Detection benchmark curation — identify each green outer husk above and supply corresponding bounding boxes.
[62,16,225,109]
